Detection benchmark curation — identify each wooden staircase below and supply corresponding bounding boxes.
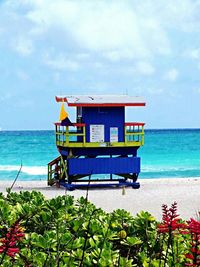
[47,156,67,185]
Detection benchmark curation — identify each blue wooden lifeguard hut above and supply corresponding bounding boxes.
[48,95,145,190]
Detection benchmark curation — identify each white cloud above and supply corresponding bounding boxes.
[43,53,80,71]
[2,0,200,74]
[104,49,140,62]
[11,37,33,56]
[193,88,200,94]
[75,53,90,60]
[138,0,200,32]
[23,0,171,60]
[0,93,12,102]
[3,0,200,64]
[184,48,200,59]
[135,61,155,75]
[104,51,125,62]
[164,68,179,81]
[125,61,155,76]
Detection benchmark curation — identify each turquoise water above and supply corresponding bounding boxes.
[139,129,200,178]
[0,129,200,180]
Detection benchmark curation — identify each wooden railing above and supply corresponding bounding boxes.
[55,122,86,146]
[124,122,145,145]
[47,155,68,185]
[47,156,61,185]
[55,122,145,147]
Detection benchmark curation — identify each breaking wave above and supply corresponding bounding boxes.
[0,165,46,175]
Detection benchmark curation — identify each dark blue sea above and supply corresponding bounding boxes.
[0,129,200,181]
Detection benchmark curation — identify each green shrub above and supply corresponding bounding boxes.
[0,192,199,266]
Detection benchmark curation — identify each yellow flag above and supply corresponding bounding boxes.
[59,102,68,121]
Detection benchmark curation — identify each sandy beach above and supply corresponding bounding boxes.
[1,178,200,220]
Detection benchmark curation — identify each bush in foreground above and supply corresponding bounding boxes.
[0,191,199,266]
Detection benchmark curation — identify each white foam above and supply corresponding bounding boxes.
[0,165,46,175]
[142,165,200,172]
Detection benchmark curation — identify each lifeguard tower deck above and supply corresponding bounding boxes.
[48,95,145,190]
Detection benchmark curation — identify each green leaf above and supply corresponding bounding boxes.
[89,237,96,247]
[126,236,142,246]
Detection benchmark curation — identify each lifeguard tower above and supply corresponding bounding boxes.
[48,95,145,190]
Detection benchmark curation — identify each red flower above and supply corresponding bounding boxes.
[0,222,25,259]
[7,247,20,258]
[185,217,200,266]
[185,264,199,266]
[186,254,195,260]
[157,202,186,234]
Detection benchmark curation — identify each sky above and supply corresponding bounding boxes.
[0,0,200,130]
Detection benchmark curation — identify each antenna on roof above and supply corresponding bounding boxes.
[123,89,127,95]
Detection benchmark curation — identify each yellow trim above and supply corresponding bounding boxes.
[55,124,144,148]
[142,127,145,145]
[66,126,69,144]
[56,140,142,148]
[125,132,144,136]
[83,126,86,144]
[66,133,85,136]
[60,155,68,179]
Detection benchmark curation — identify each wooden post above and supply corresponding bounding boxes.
[83,125,86,145]
[124,124,127,145]
[65,126,69,145]
[142,125,144,145]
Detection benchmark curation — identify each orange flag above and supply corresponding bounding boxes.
[59,102,68,121]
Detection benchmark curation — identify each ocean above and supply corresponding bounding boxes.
[0,129,200,181]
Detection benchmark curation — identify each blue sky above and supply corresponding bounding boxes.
[0,0,200,130]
